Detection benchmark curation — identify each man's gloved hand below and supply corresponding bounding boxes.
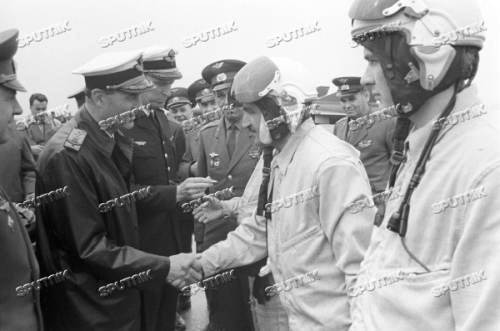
[252,274,273,305]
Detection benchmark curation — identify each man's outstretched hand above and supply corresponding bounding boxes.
[193,196,224,224]
[167,253,204,290]
[176,177,216,202]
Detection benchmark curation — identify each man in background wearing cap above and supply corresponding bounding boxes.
[196,56,374,330]
[180,79,218,255]
[197,59,259,331]
[35,50,205,331]
[68,87,85,110]
[119,46,210,331]
[333,76,395,225]
[0,28,43,331]
[348,0,500,330]
[21,93,62,160]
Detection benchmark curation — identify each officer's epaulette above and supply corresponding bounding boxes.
[63,128,87,152]
[199,120,219,132]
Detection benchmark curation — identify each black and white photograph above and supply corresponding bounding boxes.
[1,0,499,330]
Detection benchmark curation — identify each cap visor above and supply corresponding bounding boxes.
[167,100,191,108]
[3,79,27,92]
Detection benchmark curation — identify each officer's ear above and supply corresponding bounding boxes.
[88,88,113,107]
[362,89,371,103]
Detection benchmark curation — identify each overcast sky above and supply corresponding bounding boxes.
[3,0,499,117]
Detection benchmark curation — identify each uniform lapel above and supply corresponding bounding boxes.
[227,124,253,172]
[214,120,230,168]
[135,114,160,139]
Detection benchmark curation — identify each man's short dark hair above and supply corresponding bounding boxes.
[29,93,48,106]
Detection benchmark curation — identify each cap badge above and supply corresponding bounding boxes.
[165,51,176,62]
[202,88,211,95]
[171,88,178,93]
[216,73,227,82]
[341,84,350,91]
[172,97,180,103]
[200,79,206,84]
[338,78,348,84]
[212,62,224,69]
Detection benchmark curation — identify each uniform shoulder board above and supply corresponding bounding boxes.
[64,128,87,152]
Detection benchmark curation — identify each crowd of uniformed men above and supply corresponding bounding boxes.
[1,0,499,330]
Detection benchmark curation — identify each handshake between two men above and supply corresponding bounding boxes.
[166,176,217,289]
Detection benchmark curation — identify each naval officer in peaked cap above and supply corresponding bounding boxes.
[35,49,204,331]
[197,59,259,331]
[119,45,215,331]
[332,76,396,225]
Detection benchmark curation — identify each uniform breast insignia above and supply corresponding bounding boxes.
[64,128,87,152]
[248,150,259,159]
[209,153,220,168]
[358,140,372,148]
[134,141,147,146]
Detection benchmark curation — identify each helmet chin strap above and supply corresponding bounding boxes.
[259,113,273,145]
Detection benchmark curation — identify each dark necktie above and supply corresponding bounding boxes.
[227,124,236,159]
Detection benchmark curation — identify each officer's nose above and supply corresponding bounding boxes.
[361,66,375,89]
[12,97,23,116]
[162,86,171,97]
